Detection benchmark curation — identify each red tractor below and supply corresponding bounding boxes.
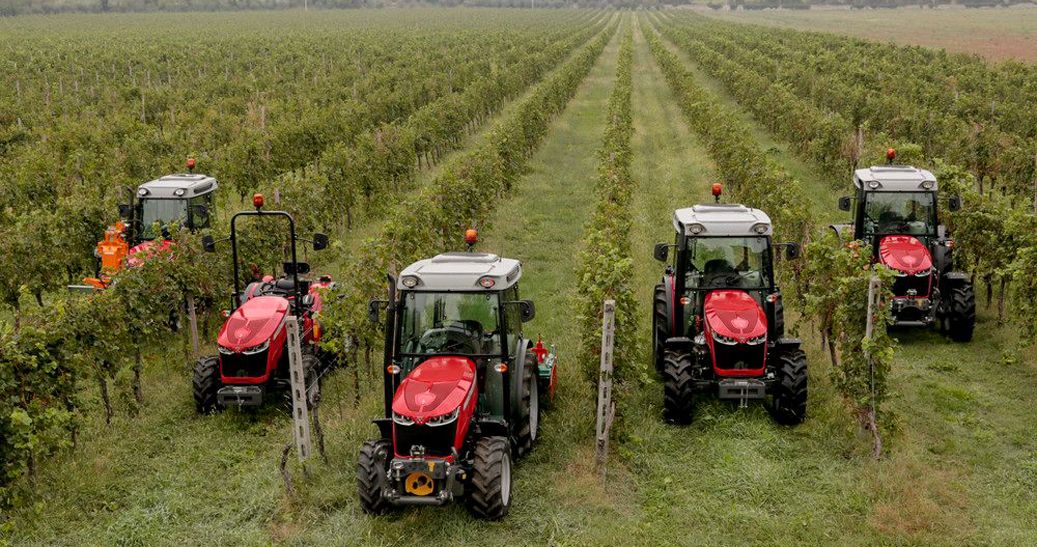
[834,150,975,341]
[358,235,557,520]
[651,187,807,425]
[192,194,332,413]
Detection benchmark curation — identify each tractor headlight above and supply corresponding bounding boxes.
[712,331,738,345]
[867,180,881,189]
[745,335,766,345]
[401,276,419,288]
[392,412,415,426]
[914,268,933,277]
[920,180,935,190]
[242,340,269,355]
[218,345,233,355]
[425,408,460,427]
[688,223,705,235]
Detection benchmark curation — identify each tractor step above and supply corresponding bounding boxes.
[217,385,264,407]
[717,378,767,400]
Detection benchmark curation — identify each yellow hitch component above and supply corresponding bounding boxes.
[404,471,434,496]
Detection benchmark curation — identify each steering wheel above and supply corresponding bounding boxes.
[706,271,746,288]
[419,321,480,353]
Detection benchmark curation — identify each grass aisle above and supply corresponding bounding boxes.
[284,20,628,546]
[616,17,882,546]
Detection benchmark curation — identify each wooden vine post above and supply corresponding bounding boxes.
[864,273,882,459]
[595,300,617,479]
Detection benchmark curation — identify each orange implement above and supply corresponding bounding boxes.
[82,221,129,289]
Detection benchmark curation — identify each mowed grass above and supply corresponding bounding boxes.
[708,6,1037,63]
[5,21,628,546]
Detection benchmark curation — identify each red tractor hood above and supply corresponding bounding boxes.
[217,296,289,352]
[879,235,932,275]
[705,290,767,343]
[392,356,476,425]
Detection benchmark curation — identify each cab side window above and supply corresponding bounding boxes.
[188,194,212,230]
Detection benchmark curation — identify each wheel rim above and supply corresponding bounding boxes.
[529,375,539,442]
[500,451,512,506]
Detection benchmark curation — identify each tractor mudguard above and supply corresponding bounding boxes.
[512,338,530,417]
[664,336,695,350]
[829,224,852,240]
[771,338,803,351]
[661,274,675,335]
[473,417,510,439]
[373,418,393,440]
[942,271,970,288]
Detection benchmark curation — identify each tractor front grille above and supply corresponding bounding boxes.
[220,350,268,379]
[712,342,765,372]
[891,273,932,299]
[394,422,457,458]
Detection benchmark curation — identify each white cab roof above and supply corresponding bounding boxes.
[138,174,218,199]
[673,204,773,237]
[399,253,522,291]
[854,165,937,192]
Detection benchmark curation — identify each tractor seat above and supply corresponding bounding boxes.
[704,259,735,275]
[275,278,296,291]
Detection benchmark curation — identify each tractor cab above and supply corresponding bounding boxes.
[359,236,558,520]
[77,160,218,290]
[132,172,217,242]
[651,189,807,425]
[833,152,974,341]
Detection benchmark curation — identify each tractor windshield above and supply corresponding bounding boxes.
[397,291,502,363]
[140,199,187,240]
[686,236,770,290]
[863,191,936,237]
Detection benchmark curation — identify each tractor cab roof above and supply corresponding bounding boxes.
[854,165,937,192]
[137,174,218,200]
[399,253,522,292]
[673,204,773,237]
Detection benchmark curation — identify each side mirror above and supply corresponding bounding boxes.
[368,299,383,323]
[838,196,852,211]
[653,243,669,262]
[117,204,132,218]
[518,300,536,323]
[784,242,801,260]
[312,232,329,251]
[948,195,961,212]
[201,235,216,252]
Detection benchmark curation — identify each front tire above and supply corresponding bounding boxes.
[466,437,512,520]
[947,284,976,342]
[192,356,222,414]
[357,439,393,515]
[768,350,807,425]
[514,357,539,459]
[662,351,695,425]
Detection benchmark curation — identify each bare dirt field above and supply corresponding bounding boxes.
[709,7,1037,63]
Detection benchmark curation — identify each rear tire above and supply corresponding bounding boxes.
[947,284,976,343]
[357,439,393,515]
[652,284,669,375]
[662,351,695,425]
[466,437,512,520]
[768,350,807,425]
[514,357,539,459]
[192,356,222,414]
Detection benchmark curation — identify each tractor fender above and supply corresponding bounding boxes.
[662,273,675,336]
[941,271,971,289]
[829,224,852,240]
[771,337,803,351]
[372,418,393,440]
[664,336,695,351]
[473,417,510,439]
[511,338,532,420]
